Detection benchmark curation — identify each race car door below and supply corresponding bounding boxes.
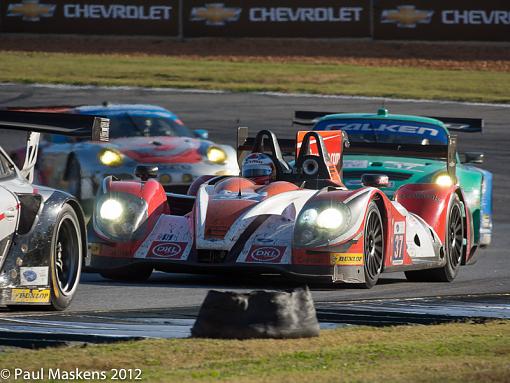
[0,153,19,263]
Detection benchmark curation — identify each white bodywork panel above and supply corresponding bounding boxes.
[195,184,317,251]
[134,215,193,261]
[0,185,18,242]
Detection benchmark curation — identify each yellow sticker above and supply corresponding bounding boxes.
[11,288,50,303]
[89,243,101,256]
[331,253,364,266]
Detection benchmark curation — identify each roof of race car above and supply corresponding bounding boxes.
[74,104,180,120]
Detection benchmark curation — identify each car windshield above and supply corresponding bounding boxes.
[106,113,194,139]
[314,118,449,146]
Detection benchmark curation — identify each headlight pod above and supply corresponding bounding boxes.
[94,193,148,241]
[206,146,227,164]
[434,173,454,187]
[99,148,123,167]
[294,202,351,247]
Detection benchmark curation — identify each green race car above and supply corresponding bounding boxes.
[295,108,493,247]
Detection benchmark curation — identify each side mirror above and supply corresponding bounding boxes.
[361,174,389,188]
[194,129,209,140]
[462,152,484,164]
[135,165,158,181]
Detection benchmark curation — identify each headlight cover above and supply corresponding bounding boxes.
[94,192,148,241]
[294,201,351,248]
[206,146,227,164]
[98,148,123,167]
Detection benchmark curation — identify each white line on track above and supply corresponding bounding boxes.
[2,82,509,108]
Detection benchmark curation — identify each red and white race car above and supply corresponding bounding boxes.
[88,127,476,287]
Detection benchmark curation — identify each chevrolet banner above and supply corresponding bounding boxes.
[184,0,371,38]
[0,0,179,35]
[374,0,509,41]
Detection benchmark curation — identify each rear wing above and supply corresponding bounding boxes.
[293,111,483,133]
[0,110,109,141]
[0,110,109,182]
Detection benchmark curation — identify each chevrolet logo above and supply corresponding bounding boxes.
[190,3,241,26]
[7,0,56,22]
[381,5,433,28]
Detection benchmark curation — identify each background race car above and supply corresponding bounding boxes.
[294,109,493,247]
[10,104,239,212]
[0,110,108,310]
[88,127,478,287]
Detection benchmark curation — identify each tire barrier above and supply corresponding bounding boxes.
[191,287,320,339]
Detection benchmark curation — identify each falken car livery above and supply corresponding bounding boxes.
[294,109,492,247]
[88,127,477,287]
[0,110,109,309]
[10,104,239,209]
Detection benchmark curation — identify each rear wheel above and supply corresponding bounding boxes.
[363,201,384,288]
[49,204,82,310]
[100,264,153,282]
[405,194,464,282]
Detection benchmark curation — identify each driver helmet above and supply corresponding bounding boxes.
[241,153,276,185]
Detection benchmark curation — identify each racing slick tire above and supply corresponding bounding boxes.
[363,201,384,289]
[99,264,153,282]
[405,194,464,283]
[49,204,83,310]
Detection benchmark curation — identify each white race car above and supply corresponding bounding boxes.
[0,110,108,310]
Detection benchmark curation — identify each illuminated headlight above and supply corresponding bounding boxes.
[207,146,227,164]
[316,208,344,230]
[99,149,123,167]
[294,203,351,247]
[94,193,148,241]
[99,199,123,221]
[434,174,453,187]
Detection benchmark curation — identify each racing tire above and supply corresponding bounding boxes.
[99,265,153,282]
[363,201,384,289]
[67,156,81,200]
[405,194,464,283]
[49,204,83,311]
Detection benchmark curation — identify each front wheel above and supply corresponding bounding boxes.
[49,204,83,310]
[363,201,384,288]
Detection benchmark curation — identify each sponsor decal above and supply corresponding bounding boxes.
[344,159,369,169]
[191,3,241,26]
[400,192,439,202]
[245,245,286,263]
[331,253,363,266]
[7,0,56,22]
[327,122,440,137]
[442,10,510,25]
[149,241,187,259]
[392,221,405,265]
[63,4,172,20]
[11,288,50,303]
[249,7,363,23]
[20,266,49,286]
[381,5,433,28]
[89,243,101,256]
[383,161,426,171]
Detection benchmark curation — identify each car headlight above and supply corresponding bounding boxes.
[206,146,227,164]
[100,199,123,221]
[94,193,148,241]
[434,173,454,187]
[99,149,123,167]
[295,203,351,247]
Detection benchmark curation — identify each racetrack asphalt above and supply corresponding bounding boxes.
[0,84,509,315]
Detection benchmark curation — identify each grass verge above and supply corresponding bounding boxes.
[1,51,509,103]
[0,321,509,382]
